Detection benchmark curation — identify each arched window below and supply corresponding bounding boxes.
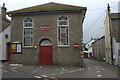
[23,17,34,46]
[57,15,69,46]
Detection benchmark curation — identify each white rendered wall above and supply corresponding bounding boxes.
[0,25,11,60]
[112,37,118,65]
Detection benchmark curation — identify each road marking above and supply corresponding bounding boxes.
[41,75,48,77]
[69,71,75,73]
[2,69,7,72]
[74,68,84,72]
[50,77,56,79]
[95,66,99,70]
[67,68,84,73]
[62,69,66,72]
[97,74,102,77]
[13,70,17,72]
[31,67,41,73]
[40,66,42,69]
[97,71,100,73]
[35,76,42,78]
[87,67,90,69]
[60,71,63,73]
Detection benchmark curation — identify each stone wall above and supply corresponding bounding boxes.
[92,36,105,61]
[10,11,85,66]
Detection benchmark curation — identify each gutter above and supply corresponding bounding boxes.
[7,8,87,15]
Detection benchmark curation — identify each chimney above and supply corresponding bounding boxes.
[1,3,7,19]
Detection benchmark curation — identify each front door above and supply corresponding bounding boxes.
[7,43,10,62]
[40,39,52,65]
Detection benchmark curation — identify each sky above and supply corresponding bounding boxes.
[0,0,119,43]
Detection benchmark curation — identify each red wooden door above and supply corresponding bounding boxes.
[40,40,52,65]
[7,43,10,62]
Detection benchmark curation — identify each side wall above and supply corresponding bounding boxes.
[2,25,11,60]
[0,8,11,61]
[92,37,105,61]
[112,37,118,65]
[104,11,112,64]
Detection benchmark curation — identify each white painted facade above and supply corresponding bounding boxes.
[0,6,11,61]
[0,25,11,61]
[85,39,96,58]
[112,37,119,65]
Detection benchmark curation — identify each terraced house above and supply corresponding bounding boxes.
[7,2,87,66]
[0,4,11,62]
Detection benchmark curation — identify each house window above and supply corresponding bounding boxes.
[23,17,34,46]
[57,15,69,46]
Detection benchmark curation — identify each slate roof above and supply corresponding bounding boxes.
[7,2,86,14]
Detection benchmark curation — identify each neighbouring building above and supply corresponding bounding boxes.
[111,13,120,66]
[92,36,105,61]
[104,4,113,64]
[104,4,120,66]
[0,4,11,62]
[84,38,96,58]
[7,2,87,66]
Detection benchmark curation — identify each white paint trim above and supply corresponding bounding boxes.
[58,45,69,47]
[23,17,34,47]
[57,15,69,47]
[23,46,33,48]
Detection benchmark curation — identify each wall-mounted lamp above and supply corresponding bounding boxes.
[34,46,37,49]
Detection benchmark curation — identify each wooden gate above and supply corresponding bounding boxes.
[40,39,52,65]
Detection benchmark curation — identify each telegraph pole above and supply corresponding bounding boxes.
[107,4,113,65]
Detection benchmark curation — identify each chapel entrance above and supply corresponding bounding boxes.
[40,39,52,65]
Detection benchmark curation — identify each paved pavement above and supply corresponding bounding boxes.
[7,64,84,79]
[2,62,84,79]
[1,58,119,79]
[2,63,37,78]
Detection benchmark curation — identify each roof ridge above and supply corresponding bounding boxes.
[48,2,86,8]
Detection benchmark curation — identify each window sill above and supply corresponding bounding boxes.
[58,45,69,48]
[22,46,34,49]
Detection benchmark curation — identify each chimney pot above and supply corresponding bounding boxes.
[3,3,5,7]
[1,3,7,19]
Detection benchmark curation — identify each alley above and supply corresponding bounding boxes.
[49,58,118,78]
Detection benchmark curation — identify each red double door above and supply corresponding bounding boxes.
[40,40,52,65]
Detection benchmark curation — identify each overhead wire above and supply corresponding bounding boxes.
[83,0,118,42]
[89,7,105,11]
[84,9,106,34]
